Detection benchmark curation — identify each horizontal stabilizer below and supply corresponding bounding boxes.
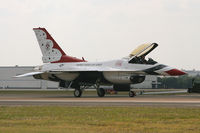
[14,72,44,78]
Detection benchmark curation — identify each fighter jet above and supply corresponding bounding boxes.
[15,28,186,97]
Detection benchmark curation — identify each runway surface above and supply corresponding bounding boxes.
[0,90,200,107]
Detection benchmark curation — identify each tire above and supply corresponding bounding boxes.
[74,88,82,97]
[129,91,136,97]
[97,88,105,97]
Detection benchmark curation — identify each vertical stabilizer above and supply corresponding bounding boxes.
[33,27,85,63]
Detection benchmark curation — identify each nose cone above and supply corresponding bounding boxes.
[165,69,187,76]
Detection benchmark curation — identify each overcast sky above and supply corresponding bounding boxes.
[0,0,200,70]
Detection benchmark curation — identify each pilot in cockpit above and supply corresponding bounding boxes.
[128,43,158,65]
[129,56,157,65]
[147,58,157,64]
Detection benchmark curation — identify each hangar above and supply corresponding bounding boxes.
[0,66,57,89]
[0,66,160,89]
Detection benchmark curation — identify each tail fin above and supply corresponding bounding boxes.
[33,27,85,63]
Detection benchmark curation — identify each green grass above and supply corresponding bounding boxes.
[0,106,200,133]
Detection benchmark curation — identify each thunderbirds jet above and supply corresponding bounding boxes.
[15,28,186,97]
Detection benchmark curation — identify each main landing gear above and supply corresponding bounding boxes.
[73,86,136,98]
[97,88,105,97]
[74,88,82,97]
[73,87,106,97]
[129,91,136,97]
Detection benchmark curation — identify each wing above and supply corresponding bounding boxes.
[48,67,147,75]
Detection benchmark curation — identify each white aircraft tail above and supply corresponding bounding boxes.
[33,27,85,63]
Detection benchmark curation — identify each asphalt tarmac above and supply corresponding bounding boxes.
[0,90,200,107]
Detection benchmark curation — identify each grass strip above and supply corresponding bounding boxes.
[0,106,200,133]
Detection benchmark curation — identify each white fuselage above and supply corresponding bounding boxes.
[36,58,172,84]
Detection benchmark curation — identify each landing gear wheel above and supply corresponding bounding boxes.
[97,88,105,97]
[129,91,136,97]
[74,88,82,97]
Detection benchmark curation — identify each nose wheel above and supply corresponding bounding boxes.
[129,91,136,97]
[74,88,82,97]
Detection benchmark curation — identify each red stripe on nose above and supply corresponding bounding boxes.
[166,69,186,76]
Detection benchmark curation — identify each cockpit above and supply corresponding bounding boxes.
[128,43,158,65]
[129,56,157,65]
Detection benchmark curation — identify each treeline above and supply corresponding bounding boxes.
[157,75,200,89]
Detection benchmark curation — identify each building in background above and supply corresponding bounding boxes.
[0,66,57,89]
[132,75,158,89]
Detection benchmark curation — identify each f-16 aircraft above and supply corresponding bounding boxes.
[15,28,186,97]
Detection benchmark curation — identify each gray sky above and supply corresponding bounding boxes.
[0,0,200,70]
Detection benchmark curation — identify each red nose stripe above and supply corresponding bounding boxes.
[166,69,186,76]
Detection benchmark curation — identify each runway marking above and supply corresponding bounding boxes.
[1,99,200,103]
[0,93,200,107]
